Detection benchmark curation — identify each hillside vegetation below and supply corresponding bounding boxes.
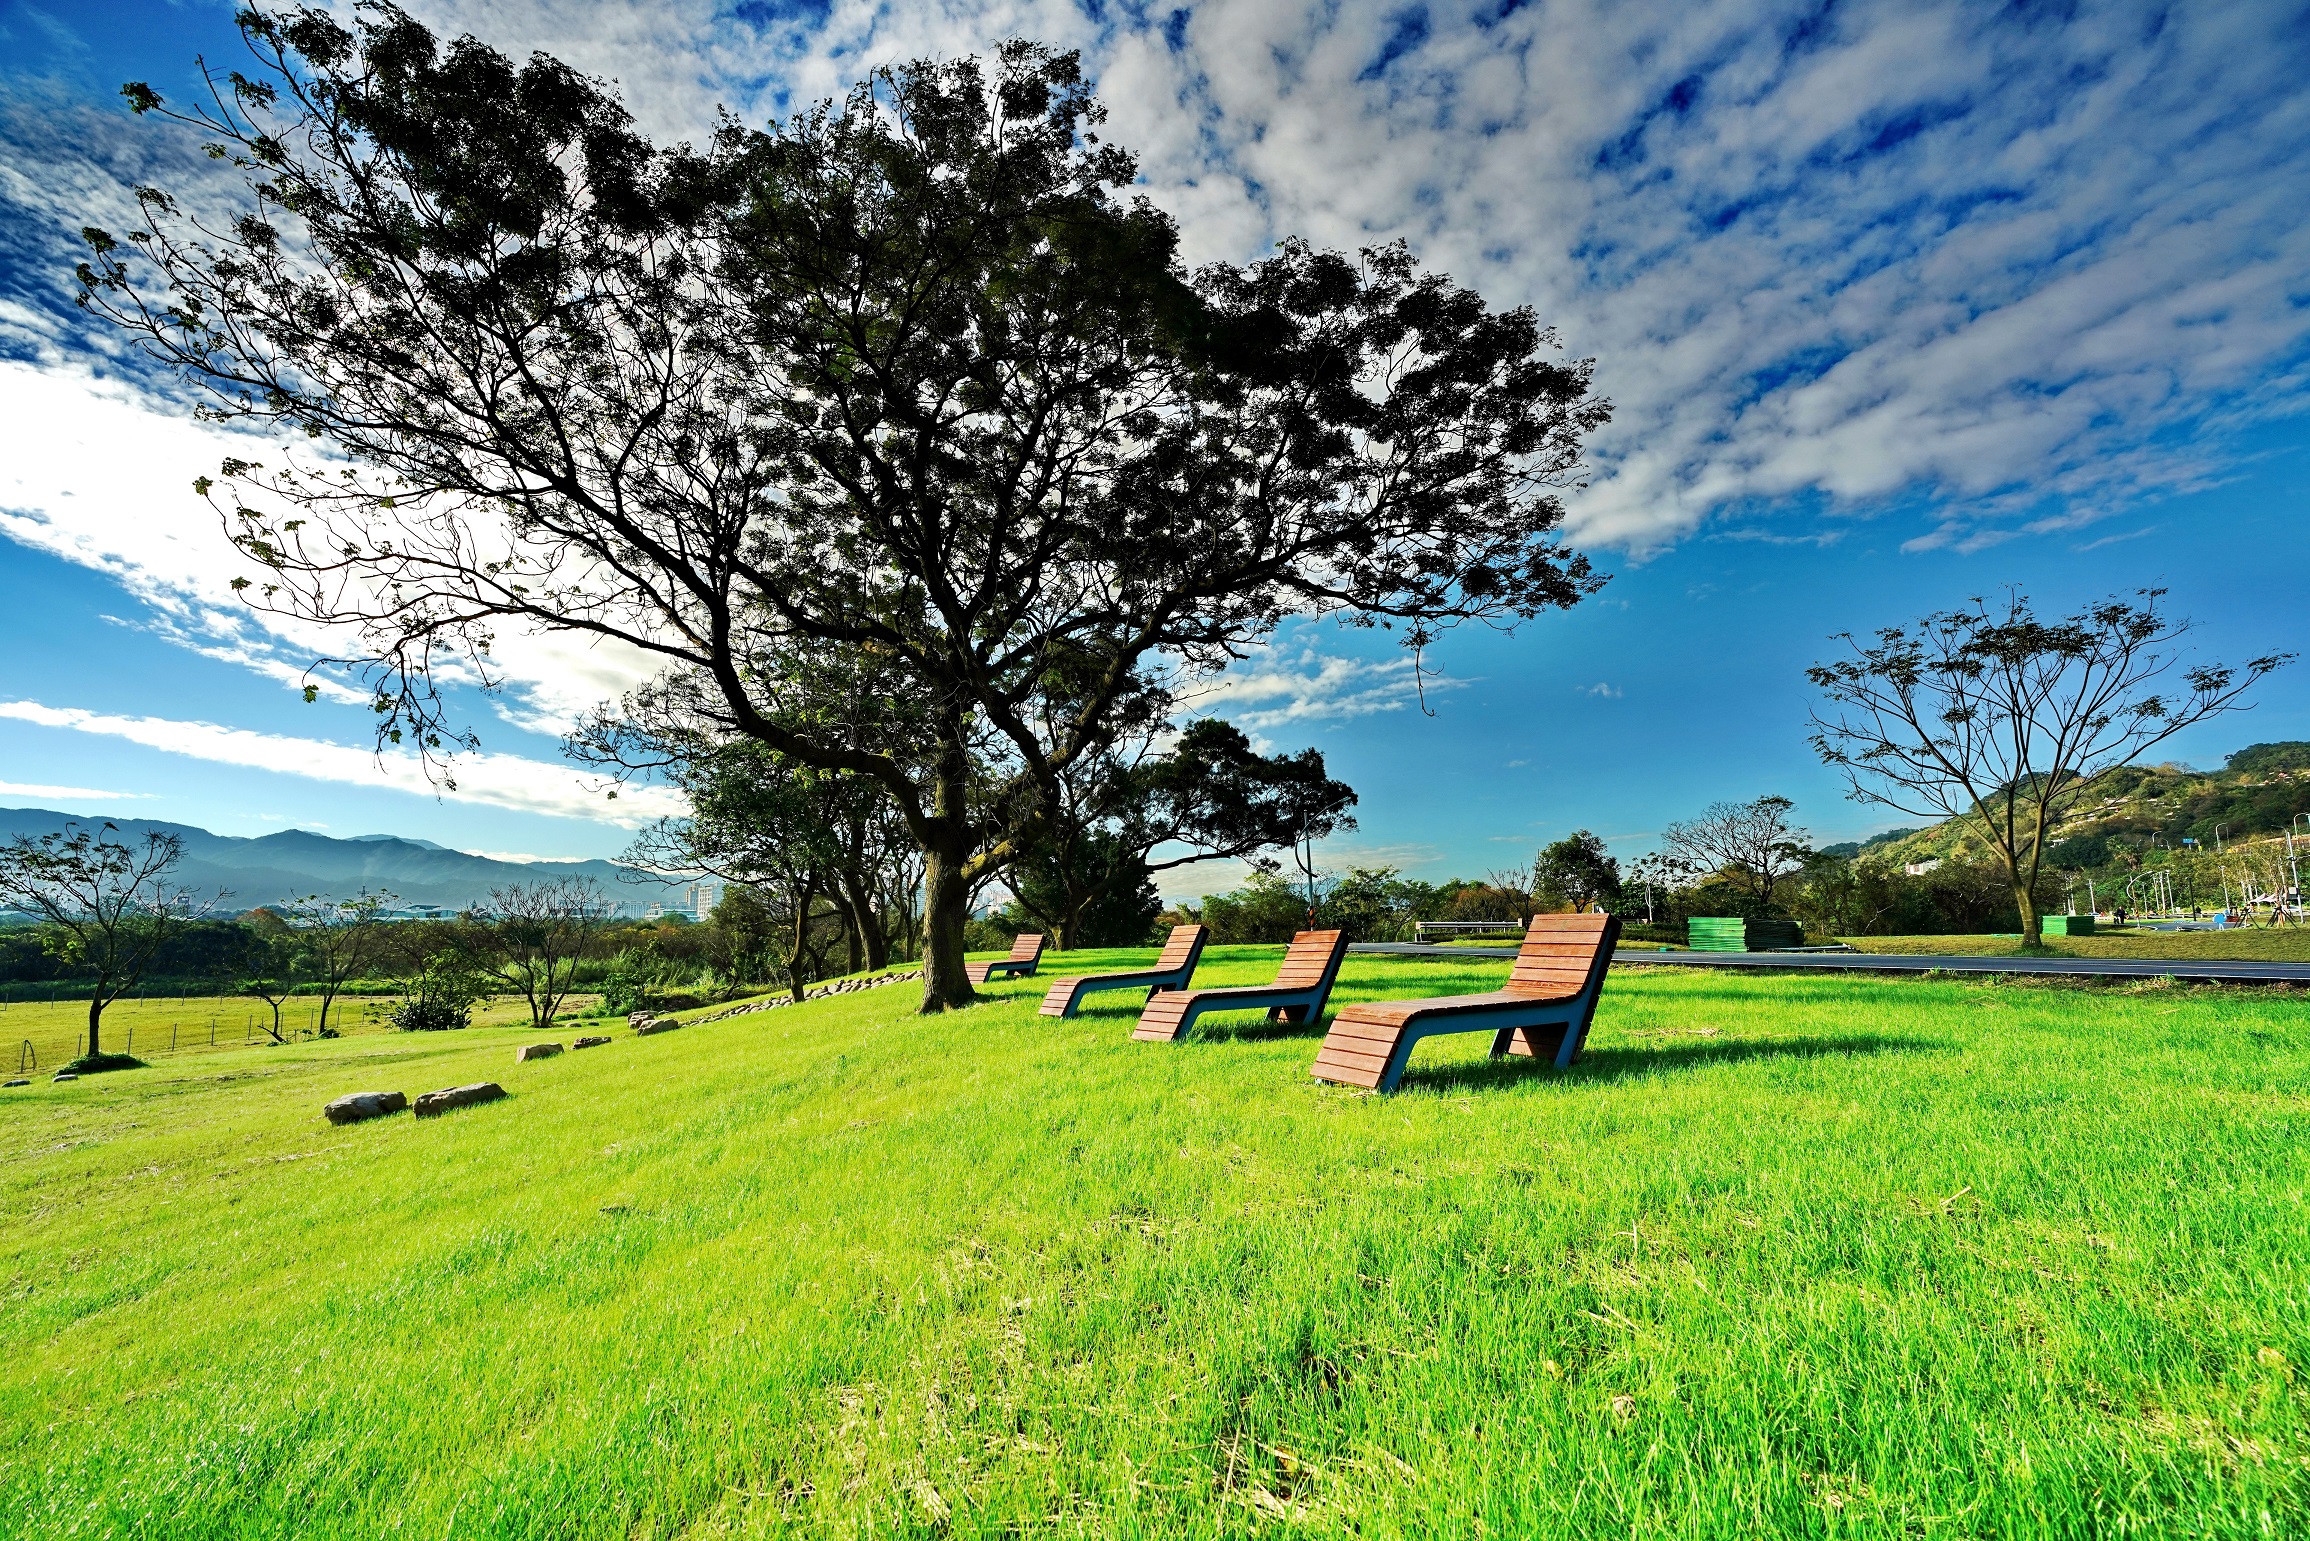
[3,948,2304,1537]
[1857,742,2310,870]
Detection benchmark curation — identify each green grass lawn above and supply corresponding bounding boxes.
[2,946,2305,1538]
[1842,930,2310,962]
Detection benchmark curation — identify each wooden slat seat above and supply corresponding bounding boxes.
[1310,914,1619,1093]
[1038,925,1209,1018]
[1131,930,1351,1043]
[964,932,1046,985]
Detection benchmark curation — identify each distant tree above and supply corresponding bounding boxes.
[279,890,394,1037]
[628,746,849,1001]
[390,947,490,1031]
[1808,589,2290,944]
[1197,870,1315,945]
[487,878,610,1029]
[0,824,212,1061]
[87,11,1608,1011]
[236,910,303,1044]
[1659,796,1809,911]
[1531,830,1622,912]
[1009,719,1357,950]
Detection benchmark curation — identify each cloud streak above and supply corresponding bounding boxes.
[0,699,685,826]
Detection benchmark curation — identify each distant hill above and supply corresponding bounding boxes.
[1859,741,2310,869]
[0,808,696,915]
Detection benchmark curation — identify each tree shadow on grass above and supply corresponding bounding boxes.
[1391,1032,1952,1095]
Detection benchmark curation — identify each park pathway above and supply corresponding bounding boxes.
[1351,942,2310,987]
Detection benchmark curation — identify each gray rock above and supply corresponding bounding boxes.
[634,1017,681,1037]
[515,1042,564,1063]
[626,1010,656,1027]
[412,1082,507,1118]
[51,1072,78,1083]
[4,1078,28,1087]
[571,1035,611,1049]
[324,1090,408,1125]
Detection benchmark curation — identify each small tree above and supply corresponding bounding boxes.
[488,878,609,1029]
[1658,797,1809,913]
[0,825,211,1062]
[1531,830,1622,912]
[1010,719,1357,950]
[1808,589,2290,945]
[280,890,393,1036]
[236,911,303,1043]
[390,947,490,1031]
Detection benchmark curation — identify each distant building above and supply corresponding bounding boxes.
[1904,859,1942,876]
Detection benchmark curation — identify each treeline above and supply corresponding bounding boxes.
[0,904,912,1017]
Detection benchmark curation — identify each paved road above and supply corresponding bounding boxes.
[1350,942,2310,987]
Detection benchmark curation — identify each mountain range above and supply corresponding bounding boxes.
[0,808,697,915]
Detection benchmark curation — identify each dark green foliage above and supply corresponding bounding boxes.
[1007,719,1352,949]
[2226,741,2310,774]
[389,950,488,1031]
[56,1052,145,1075]
[1002,832,1162,949]
[2046,833,2113,869]
[1196,871,1314,945]
[1532,829,1622,911]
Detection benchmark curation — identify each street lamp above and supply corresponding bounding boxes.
[2215,823,2227,852]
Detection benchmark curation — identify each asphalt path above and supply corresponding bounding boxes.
[1350,942,2310,987]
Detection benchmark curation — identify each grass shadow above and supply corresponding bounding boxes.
[1392,1032,1951,1094]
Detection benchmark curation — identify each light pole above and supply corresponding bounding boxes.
[2215,823,2228,853]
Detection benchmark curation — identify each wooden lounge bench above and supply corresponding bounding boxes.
[1132,929,1351,1043]
[1038,924,1209,1018]
[964,932,1047,985]
[1310,913,1619,1093]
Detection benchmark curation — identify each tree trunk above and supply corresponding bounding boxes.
[919,842,975,1011]
[86,995,103,1060]
[2014,871,2042,946]
[842,870,891,972]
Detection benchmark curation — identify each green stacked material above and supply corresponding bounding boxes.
[2040,914,2095,936]
[1688,917,1807,952]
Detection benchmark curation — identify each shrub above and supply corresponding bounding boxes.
[389,951,488,1032]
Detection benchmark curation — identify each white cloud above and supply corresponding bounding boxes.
[0,780,153,804]
[6,0,2306,736]
[0,699,685,827]
[1581,682,1623,699]
[1177,640,1458,739]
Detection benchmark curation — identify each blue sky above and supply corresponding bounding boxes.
[1,0,2306,891]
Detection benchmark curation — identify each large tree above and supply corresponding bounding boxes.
[1808,589,2290,944]
[0,825,211,1061]
[83,7,1608,1009]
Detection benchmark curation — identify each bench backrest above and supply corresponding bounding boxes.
[1009,933,1046,963]
[1505,913,1619,999]
[1154,924,1208,971]
[1273,929,1349,991]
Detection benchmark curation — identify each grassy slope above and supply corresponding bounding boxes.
[2,946,2305,1538]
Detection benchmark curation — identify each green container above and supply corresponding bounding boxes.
[2040,914,2095,936]
[1688,918,1805,952]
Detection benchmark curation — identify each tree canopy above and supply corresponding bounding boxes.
[84,7,1609,1006]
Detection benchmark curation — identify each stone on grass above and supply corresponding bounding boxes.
[413,1082,507,1119]
[4,1078,28,1088]
[52,1072,78,1082]
[515,1042,564,1063]
[634,1017,681,1037]
[324,1090,408,1125]
[626,1011,655,1027]
[571,1036,611,1050]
